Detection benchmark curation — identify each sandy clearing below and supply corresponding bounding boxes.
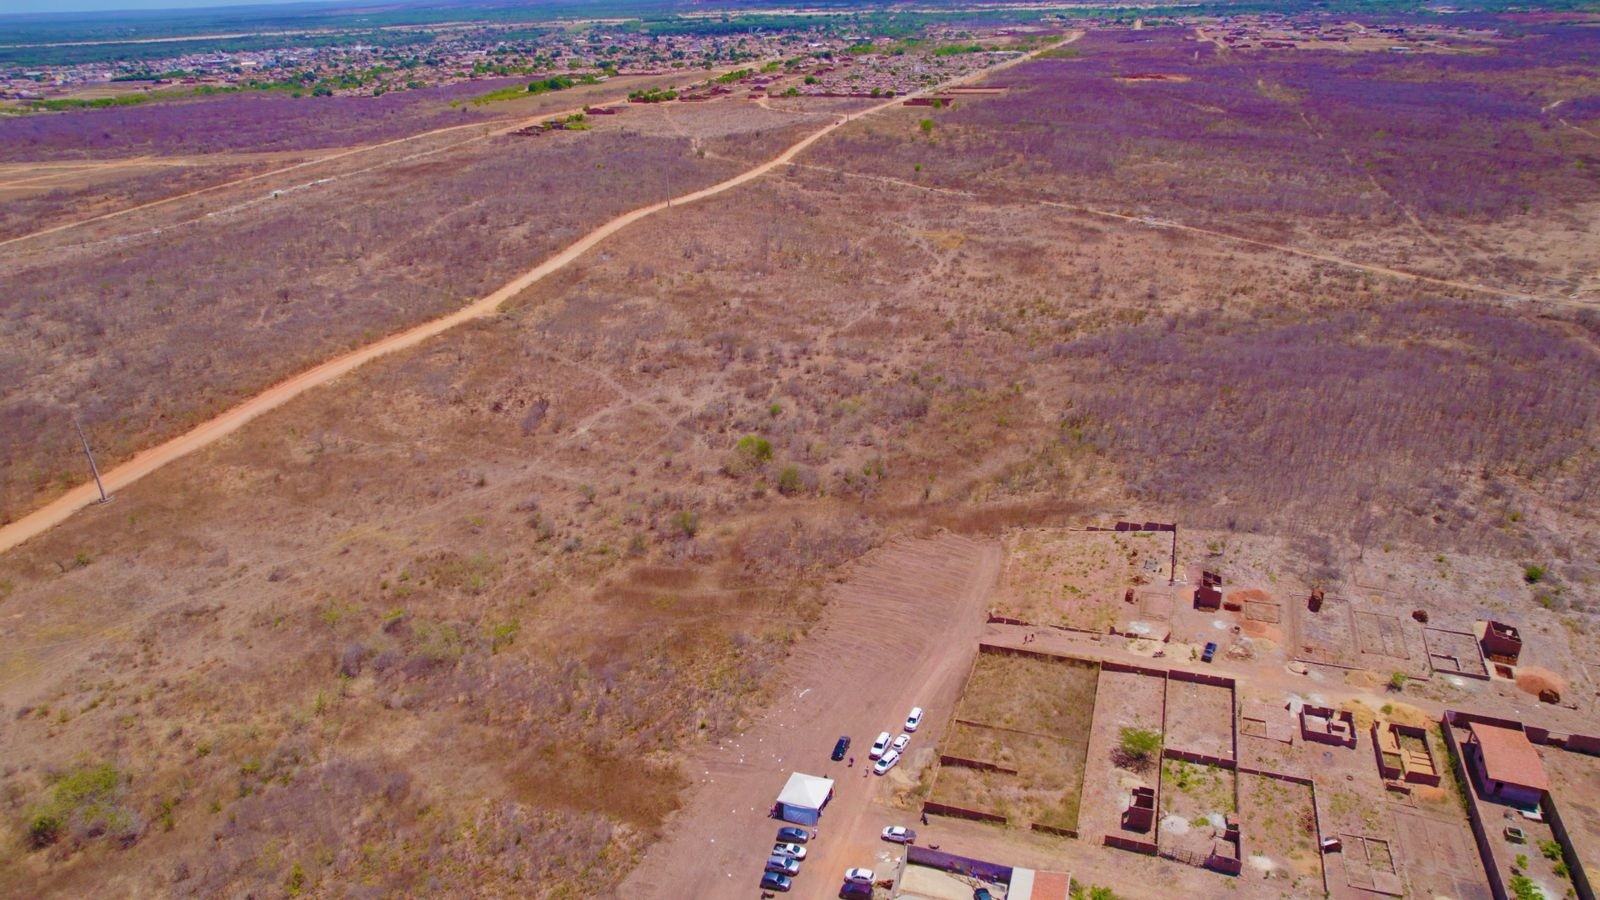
[0,36,1071,557]
[616,532,1001,899]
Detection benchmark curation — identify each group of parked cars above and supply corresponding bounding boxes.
[773,706,925,896]
[758,828,885,896]
[758,827,813,892]
[838,705,923,778]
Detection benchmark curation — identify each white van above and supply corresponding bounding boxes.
[869,731,891,759]
[905,707,925,732]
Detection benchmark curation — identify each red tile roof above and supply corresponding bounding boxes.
[1030,871,1071,900]
[1470,722,1549,792]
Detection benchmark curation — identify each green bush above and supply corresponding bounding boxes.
[22,763,133,850]
[777,466,804,496]
[1119,726,1160,760]
[736,435,773,464]
[27,812,63,848]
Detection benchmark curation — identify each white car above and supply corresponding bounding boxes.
[881,825,917,844]
[892,734,910,754]
[772,842,806,860]
[905,707,924,732]
[869,731,891,760]
[873,748,900,775]
[845,868,875,884]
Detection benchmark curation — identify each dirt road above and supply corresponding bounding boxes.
[0,37,1071,556]
[616,533,1001,900]
[0,67,753,252]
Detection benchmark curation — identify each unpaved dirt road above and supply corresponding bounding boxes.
[0,37,1070,556]
[0,67,756,252]
[617,533,1001,899]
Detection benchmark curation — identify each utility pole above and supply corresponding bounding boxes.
[72,417,110,504]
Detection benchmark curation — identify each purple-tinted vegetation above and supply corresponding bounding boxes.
[1060,300,1600,547]
[819,25,1598,231]
[0,163,255,241]
[0,79,522,163]
[0,129,738,522]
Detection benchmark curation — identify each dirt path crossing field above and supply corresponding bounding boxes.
[0,36,1071,556]
[617,532,1001,899]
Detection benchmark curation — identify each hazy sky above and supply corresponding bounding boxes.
[7,0,322,13]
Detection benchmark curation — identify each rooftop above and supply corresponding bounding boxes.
[1470,722,1549,792]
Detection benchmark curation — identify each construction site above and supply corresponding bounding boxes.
[891,524,1600,900]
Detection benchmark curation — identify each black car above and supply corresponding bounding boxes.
[777,826,812,844]
[1202,641,1218,663]
[839,882,873,900]
[831,735,851,761]
[760,872,793,892]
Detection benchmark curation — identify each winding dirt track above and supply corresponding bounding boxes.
[0,39,1070,556]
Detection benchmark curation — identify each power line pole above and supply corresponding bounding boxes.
[72,417,110,504]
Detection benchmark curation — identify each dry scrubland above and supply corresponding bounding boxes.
[1,21,1599,897]
[817,24,1600,295]
[0,100,796,526]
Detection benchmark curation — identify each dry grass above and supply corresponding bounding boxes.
[955,650,1099,738]
[931,650,1097,831]
[0,20,1597,897]
[993,529,1170,629]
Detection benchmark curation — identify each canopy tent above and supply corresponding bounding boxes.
[774,772,834,826]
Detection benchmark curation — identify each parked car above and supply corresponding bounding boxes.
[844,868,875,884]
[892,734,910,754]
[776,826,812,844]
[881,825,916,844]
[773,842,807,860]
[1202,642,1218,663]
[831,735,851,761]
[974,889,994,900]
[869,731,891,760]
[905,707,925,732]
[840,883,873,899]
[760,871,793,892]
[873,748,901,775]
[765,856,800,877]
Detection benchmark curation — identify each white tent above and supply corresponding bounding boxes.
[774,772,834,826]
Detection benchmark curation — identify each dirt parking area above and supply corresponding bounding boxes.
[1163,678,1235,761]
[617,533,1001,899]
